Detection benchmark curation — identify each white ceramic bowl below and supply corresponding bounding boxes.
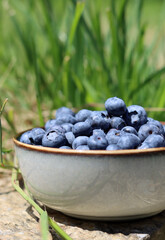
[13,131,165,221]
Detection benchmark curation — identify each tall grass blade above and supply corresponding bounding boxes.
[62,1,85,102]
[67,1,85,51]
[0,98,8,166]
[129,66,165,99]
[40,211,49,240]
[31,39,45,126]
[136,0,143,27]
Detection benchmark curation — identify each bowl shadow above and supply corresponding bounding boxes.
[44,205,165,238]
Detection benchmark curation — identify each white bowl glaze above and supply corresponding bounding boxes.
[13,131,165,220]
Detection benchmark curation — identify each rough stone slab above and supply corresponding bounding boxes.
[1,169,165,240]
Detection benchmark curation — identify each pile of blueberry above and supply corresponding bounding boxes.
[19,97,165,150]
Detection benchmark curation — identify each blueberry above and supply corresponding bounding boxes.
[106,129,121,145]
[93,129,106,137]
[19,130,33,145]
[55,107,75,118]
[106,144,121,150]
[75,109,92,122]
[138,123,160,142]
[110,117,126,130]
[30,128,45,145]
[87,133,108,150]
[65,131,75,145]
[91,110,107,116]
[72,136,89,149]
[42,126,67,148]
[76,145,90,150]
[163,125,165,136]
[72,121,92,137]
[142,134,165,148]
[121,126,138,136]
[98,110,109,117]
[49,125,66,134]
[55,115,76,125]
[105,97,126,117]
[117,133,141,149]
[124,105,147,130]
[87,111,111,132]
[138,143,150,149]
[59,146,72,149]
[44,119,57,131]
[61,123,73,132]
[147,118,165,136]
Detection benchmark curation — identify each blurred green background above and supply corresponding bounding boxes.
[0,0,165,161]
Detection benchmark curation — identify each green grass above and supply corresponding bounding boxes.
[0,0,165,161]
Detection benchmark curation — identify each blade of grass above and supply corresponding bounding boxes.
[129,66,165,99]
[136,0,143,27]
[31,39,45,126]
[40,211,49,240]
[107,3,124,97]
[39,0,64,67]
[67,1,85,51]
[0,98,8,167]
[118,0,128,63]
[62,1,85,102]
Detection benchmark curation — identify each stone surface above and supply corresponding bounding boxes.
[1,168,165,240]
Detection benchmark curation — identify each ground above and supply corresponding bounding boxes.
[1,168,165,240]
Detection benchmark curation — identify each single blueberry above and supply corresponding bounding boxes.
[117,133,141,149]
[163,125,165,136]
[91,110,109,118]
[106,129,121,145]
[19,130,33,145]
[55,115,76,125]
[61,123,73,132]
[72,121,92,137]
[124,105,147,130]
[76,145,90,150]
[30,128,45,145]
[55,107,75,118]
[93,129,106,137]
[99,110,109,117]
[44,119,57,131]
[42,126,67,148]
[65,131,75,146]
[147,118,165,136]
[105,97,126,117]
[138,123,160,142]
[49,125,66,134]
[106,144,121,150]
[142,134,165,148]
[75,109,92,122]
[59,146,72,149]
[110,117,126,130]
[87,134,108,150]
[72,136,89,149]
[138,143,150,149]
[121,126,138,136]
[87,111,111,132]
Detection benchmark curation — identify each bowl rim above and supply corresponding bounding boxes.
[13,128,165,156]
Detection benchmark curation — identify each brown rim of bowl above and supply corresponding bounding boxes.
[13,127,165,156]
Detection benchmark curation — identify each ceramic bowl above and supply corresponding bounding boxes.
[13,131,165,221]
